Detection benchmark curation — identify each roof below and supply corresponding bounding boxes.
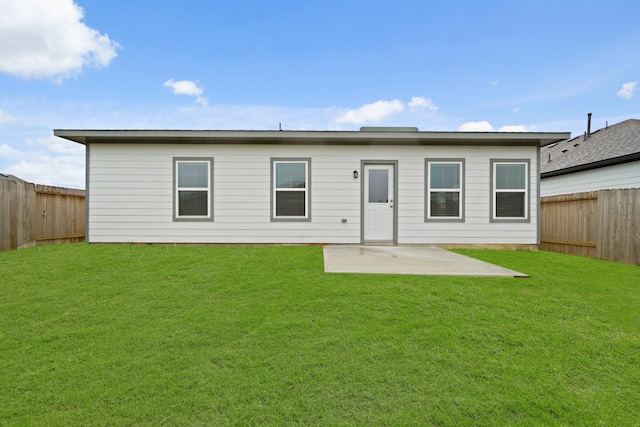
[0,173,26,182]
[541,119,640,178]
[53,128,570,148]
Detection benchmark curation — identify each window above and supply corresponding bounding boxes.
[271,158,310,221]
[425,159,464,221]
[173,158,213,221]
[368,169,389,203]
[491,159,529,222]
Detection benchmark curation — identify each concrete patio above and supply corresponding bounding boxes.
[323,245,528,277]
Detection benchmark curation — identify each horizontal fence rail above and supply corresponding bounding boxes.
[1,177,85,252]
[541,189,639,266]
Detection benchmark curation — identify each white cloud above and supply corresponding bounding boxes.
[26,135,83,154]
[458,121,531,132]
[0,109,16,125]
[164,79,208,105]
[459,121,494,131]
[617,82,638,100]
[7,155,84,188]
[163,79,203,97]
[408,97,438,112]
[0,143,21,160]
[1,135,85,188]
[513,107,521,113]
[458,121,532,132]
[335,99,405,124]
[0,0,120,80]
[498,125,529,132]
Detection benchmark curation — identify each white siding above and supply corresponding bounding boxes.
[88,143,539,244]
[541,161,640,196]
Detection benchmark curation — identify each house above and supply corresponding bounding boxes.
[538,118,640,265]
[53,127,569,247]
[540,118,640,196]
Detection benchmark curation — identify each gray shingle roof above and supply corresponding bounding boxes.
[0,173,26,182]
[540,118,640,177]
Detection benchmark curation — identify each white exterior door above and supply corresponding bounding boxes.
[364,164,395,242]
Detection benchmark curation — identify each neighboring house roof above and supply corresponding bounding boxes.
[54,128,570,147]
[0,173,26,182]
[541,119,640,178]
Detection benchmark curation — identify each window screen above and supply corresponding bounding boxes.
[495,192,525,217]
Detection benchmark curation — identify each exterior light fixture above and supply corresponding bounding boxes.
[353,170,359,179]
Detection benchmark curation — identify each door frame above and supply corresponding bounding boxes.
[360,160,398,244]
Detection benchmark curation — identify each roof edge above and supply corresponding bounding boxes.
[541,152,640,178]
[54,129,571,147]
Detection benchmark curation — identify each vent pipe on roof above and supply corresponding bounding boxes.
[587,112,592,139]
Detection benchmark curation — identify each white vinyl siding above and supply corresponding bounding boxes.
[397,148,538,245]
[541,161,640,196]
[87,144,539,245]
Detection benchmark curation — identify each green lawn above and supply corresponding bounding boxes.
[1,244,638,426]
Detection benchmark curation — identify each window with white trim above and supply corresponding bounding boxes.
[174,158,213,221]
[491,160,529,221]
[271,158,310,221]
[426,159,464,221]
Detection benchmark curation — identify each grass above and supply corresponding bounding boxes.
[0,244,638,426]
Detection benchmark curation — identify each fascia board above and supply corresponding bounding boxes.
[54,129,571,147]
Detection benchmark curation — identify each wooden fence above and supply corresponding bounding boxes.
[540,189,639,266]
[0,175,85,252]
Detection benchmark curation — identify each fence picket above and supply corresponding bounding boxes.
[541,189,639,265]
[0,176,85,252]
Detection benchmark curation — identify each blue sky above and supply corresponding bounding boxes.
[1,0,639,189]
